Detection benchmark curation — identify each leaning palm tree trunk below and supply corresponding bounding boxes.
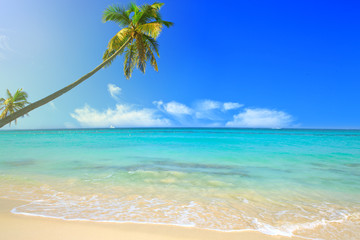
[0,38,131,128]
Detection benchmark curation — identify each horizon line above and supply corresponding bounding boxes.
[1,127,360,132]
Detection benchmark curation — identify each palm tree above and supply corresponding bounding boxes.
[0,2,173,128]
[0,89,30,125]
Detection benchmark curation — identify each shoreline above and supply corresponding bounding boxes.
[0,198,304,240]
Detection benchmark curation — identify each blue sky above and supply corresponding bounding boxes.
[0,0,359,129]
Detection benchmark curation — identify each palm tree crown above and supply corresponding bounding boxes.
[102,2,173,79]
[0,88,30,125]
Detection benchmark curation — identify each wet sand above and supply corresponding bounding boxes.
[0,198,304,240]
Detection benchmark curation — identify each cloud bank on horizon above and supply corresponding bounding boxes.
[70,86,295,128]
[226,108,293,128]
[71,104,170,128]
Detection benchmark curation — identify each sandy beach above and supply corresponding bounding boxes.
[0,198,306,240]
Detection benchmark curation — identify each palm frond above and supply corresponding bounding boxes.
[102,5,131,27]
[143,35,159,57]
[109,28,131,51]
[129,2,140,12]
[132,5,149,26]
[14,101,28,107]
[6,89,12,99]
[138,57,146,73]
[135,4,159,25]
[137,22,163,39]
[146,47,158,71]
[150,2,165,10]
[13,89,21,101]
[142,36,159,72]
[0,88,30,123]
[128,2,140,17]
[102,49,118,68]
[103,28,132,67]
[0,110,7,119]
[123,43,138,79]
[158,20,174,27]
[135,34,146,69]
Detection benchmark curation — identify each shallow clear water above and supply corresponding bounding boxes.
[0,128,359,239]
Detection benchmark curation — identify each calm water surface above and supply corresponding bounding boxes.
[0,128,359,239]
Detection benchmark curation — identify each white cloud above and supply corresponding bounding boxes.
[153,100,194,126]
[165,101,192,115]
[0,35,11,51]
[0,35,12,59]
[155,100,192,116]
[226,108,293,128]
[194,100,223,120]
[197,100,221,111]
[153,100,164,108]
[49,101,57,110]
[223,102,243,111]
[71,104,170,127]
[194,100,244,120]
[72,98,297,128]
[107,84,121,99]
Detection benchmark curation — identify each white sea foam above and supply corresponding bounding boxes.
[11,205,344,240]
[7,193,360,240]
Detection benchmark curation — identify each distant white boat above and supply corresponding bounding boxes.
[109,125,115,129]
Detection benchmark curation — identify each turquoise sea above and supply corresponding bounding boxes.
[0,128,359,239]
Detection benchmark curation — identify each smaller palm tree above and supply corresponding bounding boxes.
[0,88,30,125]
